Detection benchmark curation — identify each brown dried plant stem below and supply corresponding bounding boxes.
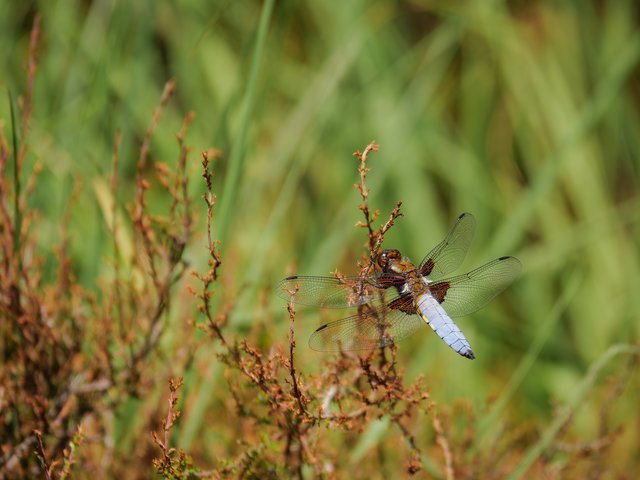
[285,289,312,477]
[133,80,176,293]
[431,403,455,480]
[353,141,403,270]
[354,141,380,253]
[286,289,306,417]
[199,150,225,345]
[33,430,52,480]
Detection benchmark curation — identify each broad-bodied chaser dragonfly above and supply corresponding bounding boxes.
[278,213,521,359]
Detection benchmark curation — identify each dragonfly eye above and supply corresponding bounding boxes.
[377,249,401,268]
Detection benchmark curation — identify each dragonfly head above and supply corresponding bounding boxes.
[377,249,402,271]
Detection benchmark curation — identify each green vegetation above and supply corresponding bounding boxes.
[1,1,639,478]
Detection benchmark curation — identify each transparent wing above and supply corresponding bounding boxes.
[277,275,401,308]
[309,304,423,351]
[418,212,476,281]
[429,256,522,318]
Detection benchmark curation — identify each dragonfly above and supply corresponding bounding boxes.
[277,213,521,359]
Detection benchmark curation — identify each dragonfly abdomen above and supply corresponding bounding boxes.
[415,292,475,359]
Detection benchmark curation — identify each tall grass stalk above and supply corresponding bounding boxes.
[217,0,275,243]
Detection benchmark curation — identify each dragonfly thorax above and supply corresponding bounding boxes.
[401,272,430,298]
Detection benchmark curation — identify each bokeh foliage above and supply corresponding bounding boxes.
[1,0,639,477]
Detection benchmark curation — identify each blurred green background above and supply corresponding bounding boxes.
[2,0,639,475]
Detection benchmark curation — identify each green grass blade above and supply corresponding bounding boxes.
[8,90,21,258]
[217,0,275,243]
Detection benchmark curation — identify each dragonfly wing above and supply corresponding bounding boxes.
[277,275,399,308]
[418,212,476,280]
[309,302,423,351]
[430,256,522,318]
